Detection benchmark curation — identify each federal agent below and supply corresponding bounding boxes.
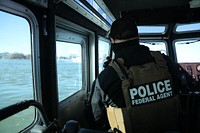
[90,17,194,132]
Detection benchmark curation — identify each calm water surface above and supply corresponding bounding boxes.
[0,59,81,132]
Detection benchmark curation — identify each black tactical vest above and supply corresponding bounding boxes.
[107,51,179,133]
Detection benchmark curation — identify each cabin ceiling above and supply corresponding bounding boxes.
[102,0,200,25]
[103,0,191,18]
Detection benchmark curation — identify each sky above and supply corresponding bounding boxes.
[0,9,200,63]
[0,11,31,55]
[56,41,81,57]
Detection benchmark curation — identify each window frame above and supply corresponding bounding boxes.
[174,22,200,34]
[0,0,41,132]
[55,39,86,101]
[140,40,169,55]
[56,16,93,102]
[138,25,168,35]
[173,38,200,63]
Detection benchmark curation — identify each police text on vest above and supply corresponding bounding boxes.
[129,79,173,106]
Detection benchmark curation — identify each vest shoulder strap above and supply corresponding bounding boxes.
[109,58,129,80]
[109,51,169,82]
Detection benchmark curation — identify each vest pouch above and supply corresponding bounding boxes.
[130,95,179,133]
[107,106,126,133]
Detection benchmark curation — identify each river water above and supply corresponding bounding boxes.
[0,59,82,133]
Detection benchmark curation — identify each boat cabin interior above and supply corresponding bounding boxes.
[0,0,200,132]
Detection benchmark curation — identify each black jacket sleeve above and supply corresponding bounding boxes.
[163,54,196,92]
[90,79,110,130]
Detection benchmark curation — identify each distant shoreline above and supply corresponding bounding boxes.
[0,52,31,59]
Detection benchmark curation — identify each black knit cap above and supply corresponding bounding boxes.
[109,17,138,39]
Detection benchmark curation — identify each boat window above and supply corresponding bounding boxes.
[98,38,110,73]
[75,0,113,24]
[138,25,166,34]
[140,41,168,55]
[174,39,200,80]
[0,11,35,132]
[175,22,200,33]
[174,39,200,63]
[56,41,82,102]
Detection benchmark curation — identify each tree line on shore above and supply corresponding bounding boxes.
[0,52,31,59]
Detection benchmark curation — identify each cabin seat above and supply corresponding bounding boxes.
[62,120,109,133]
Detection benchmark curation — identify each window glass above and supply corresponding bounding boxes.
[175,22,200,33]
[0,11,34,132]
[56,41,82,101]
[75,0,112,24]
[175,39,200,63]
[138,26,166,34]
[85,0,112,24]
[140,41,167,55]
[98,39,110,73]
[174,39,200,80]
